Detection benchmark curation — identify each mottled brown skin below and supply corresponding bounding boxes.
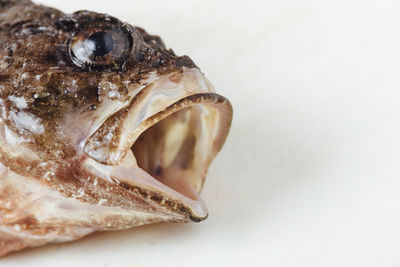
[0,0,233,256]
[0,1,204,222]
[0,3,197,174]
[0,0,195,161]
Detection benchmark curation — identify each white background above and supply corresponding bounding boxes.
[3,0,400,266]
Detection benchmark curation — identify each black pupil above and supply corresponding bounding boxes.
[88,31,114,57]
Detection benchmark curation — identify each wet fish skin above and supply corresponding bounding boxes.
[0,0,232,256]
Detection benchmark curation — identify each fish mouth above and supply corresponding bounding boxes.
[131,93,231,200]
[84,69,232,221]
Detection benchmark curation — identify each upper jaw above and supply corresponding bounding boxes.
[84,68,218,165]
[81,68,233,220]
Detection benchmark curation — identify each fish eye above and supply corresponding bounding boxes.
[88,31,115,57]
[69,24,133,71]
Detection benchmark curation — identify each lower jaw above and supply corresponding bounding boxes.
[118,93,232,220]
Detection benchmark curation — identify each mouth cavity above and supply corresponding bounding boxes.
[124,93,232,209]
[131,104,212,201]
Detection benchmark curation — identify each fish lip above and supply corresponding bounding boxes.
[83,69,233,220]
[190,213,209,222]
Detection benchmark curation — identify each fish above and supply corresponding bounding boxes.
[0,0,232,256]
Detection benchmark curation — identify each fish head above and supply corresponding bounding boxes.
[0,1,232,256]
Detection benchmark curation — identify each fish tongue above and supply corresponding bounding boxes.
[110,150,208,220]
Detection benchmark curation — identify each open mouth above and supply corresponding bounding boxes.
[83,69,232,219]
[131,97,229,201]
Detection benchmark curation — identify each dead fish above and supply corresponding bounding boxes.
[0,0,232,256]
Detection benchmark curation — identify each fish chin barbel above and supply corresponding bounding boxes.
[0,0,232,256]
